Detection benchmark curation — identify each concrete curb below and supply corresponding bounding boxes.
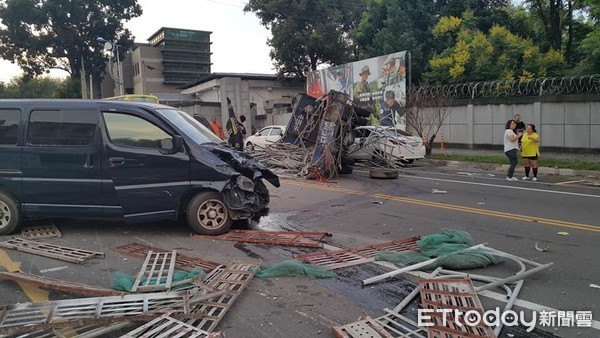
[427,159,600,179]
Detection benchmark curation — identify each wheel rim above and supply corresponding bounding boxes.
[0,201,11,228]
[196,199,228,230]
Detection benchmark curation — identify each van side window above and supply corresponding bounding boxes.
[28,110,98,146]
[0,109,20,145]
[103,112,170,149]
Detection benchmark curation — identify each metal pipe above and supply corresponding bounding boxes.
[476,262,553,292]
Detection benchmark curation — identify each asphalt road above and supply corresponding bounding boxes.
[0,161,598,337]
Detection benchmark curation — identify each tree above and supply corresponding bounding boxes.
[424,11,565,83]
[0,0,142,80]
[352,0,512,84]
[244,0,365,78]
[405,87,451,156]
[0,75,81,98]
[579,0,600,73]
[352,0,435,84]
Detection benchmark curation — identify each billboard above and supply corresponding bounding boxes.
[306,51,408,129]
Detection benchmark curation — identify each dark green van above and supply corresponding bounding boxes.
[0,100,279,235]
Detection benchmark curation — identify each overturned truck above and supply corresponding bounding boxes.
[281,90,371,179]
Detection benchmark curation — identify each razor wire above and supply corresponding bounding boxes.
[414,74,600,100]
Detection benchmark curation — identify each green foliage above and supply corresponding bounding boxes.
[425,11,566,83]
[0,0,142,80]
[244,0,365,78]
[0,75,81,98]
[578,0,600,73]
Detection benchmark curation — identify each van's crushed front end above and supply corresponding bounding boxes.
[202,144,280,220]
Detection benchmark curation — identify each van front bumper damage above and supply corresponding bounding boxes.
[206,145,280,220]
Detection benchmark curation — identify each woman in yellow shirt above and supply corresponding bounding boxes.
[521,124,540,181]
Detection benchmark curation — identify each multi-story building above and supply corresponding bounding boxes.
[102,27,212,99]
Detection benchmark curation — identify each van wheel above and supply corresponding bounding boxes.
[187,192,232,235]
[0,192,20,235]
[401,159,414,165]
[246,142,254,151]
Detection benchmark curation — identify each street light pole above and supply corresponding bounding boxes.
[97,36,124,96]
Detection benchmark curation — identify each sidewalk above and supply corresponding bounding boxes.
[429,147,600,179]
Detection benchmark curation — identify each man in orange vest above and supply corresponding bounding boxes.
[210,117,225,139]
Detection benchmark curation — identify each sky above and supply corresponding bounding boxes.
[0,0,274,82]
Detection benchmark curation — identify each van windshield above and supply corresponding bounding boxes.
[156,108,223,145]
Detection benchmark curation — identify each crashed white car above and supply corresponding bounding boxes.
[347,126,426,164]
[246,125,286,150]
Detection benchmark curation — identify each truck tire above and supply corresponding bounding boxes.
[369,168,399,179]
[187,191,232,235]
[0,191,20,235]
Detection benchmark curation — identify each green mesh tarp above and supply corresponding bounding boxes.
[375,229,504,270]
[112,268,206,292]
[255,260,336,278]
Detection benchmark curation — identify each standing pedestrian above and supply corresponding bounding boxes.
[521,124,540,181]
[504,119,522,181]
[210,117,225,139]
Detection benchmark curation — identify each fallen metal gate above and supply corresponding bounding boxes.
[419,277,495,337]
[0,286,224,335]
[0,238,104,264]
[121,312,221,338]
[294,236,420,269]
[132,251,177,292]
[186,262,259,332]
[21,221,62,240]
[113,243,220,272]
[192,230,332,248]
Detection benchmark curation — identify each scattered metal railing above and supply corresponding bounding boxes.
[414,74,600,100]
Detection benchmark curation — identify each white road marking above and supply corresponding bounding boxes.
[396,173,600,198]
[555,180,587,185]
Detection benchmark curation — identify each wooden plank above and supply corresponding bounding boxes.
[0,271,120,297]
[132,251,179,293]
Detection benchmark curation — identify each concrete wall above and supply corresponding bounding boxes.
[436,95,600,150]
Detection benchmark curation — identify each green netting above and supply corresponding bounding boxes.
[375,229,504,270]
[255,260,336,278]
[112,268,206,292]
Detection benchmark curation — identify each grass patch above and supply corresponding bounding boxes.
[430,153,600,171]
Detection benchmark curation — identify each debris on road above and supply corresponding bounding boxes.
[294,236,420,269]
[431,189,447,194]
[589,283,600,289]
[535,241,550,252]
[556,231,570,236]
[419,277,495,337]
[21,220,62,239]
[113,242,220,272]
[0,285,225,334]
[129,250,208,293]
[185,262,259,332]
[255,260,336,279]
[370,200,384,205]
[332,316,392,338]
[121,311,222,338]
[0,238,104,264]
[192,229,332,248]
[369,168,399,179]
[0,271,121,297]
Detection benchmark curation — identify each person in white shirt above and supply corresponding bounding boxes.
[504,119,522,181]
